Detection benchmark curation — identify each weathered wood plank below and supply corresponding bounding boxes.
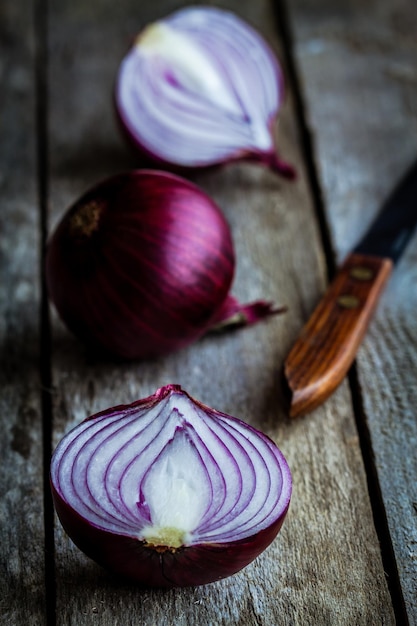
[0,0,46,622]
[47,0,395,623]
[286,0,417,619]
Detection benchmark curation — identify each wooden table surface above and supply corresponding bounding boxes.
[2,0,416,624]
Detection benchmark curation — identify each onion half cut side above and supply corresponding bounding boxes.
[50,385,292,587]
[115,6,295,178]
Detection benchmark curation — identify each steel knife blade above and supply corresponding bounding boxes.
[284,159,417,417]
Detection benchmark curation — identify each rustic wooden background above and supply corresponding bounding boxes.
[1,0,416,624]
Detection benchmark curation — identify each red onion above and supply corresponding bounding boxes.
[50,384,292,587]
[115,6,295,178]
[46,170,283,359]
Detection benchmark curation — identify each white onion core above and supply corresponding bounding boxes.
[136,22,242,117]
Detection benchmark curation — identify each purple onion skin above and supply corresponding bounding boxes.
[51,487,288,588]
[50,386,291,588]
[46,170,235,360]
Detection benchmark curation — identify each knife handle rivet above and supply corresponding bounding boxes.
[337,294,360,309]
[350,266,374,281]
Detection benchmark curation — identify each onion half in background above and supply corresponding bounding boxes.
[115,6,295,178]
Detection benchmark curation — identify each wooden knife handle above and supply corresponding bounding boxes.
[284,253,393,417]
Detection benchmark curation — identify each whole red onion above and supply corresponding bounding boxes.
[115,6,295,178]
[46,170,281,359]
[50,384,292,587]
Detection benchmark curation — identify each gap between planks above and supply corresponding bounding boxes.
[273,0,408,622]
[348,365,409,625]
[35,0,57,622]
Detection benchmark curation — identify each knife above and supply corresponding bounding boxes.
[284,159,417,417]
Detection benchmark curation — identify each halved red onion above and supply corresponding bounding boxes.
[46,170,284,360]
[115,6,295,178]
[50,384,292,587]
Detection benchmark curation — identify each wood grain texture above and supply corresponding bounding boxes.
[0,0,46,622]
[44,1,396,624]
[361,258,417,622]
[286,0,417,619]
[285,253,392,416]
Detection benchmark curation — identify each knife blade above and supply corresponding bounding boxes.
[284,159,417,417]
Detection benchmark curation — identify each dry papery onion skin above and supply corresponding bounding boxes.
[115,6,295,178]
[50,385,292,588]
